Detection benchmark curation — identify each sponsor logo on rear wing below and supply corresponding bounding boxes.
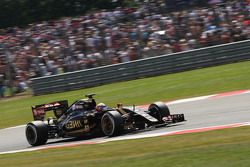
[32,100,68,121]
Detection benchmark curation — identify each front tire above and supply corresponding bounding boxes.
[26,121,48,146]
[101,111,124,137]
[148,102,170,123]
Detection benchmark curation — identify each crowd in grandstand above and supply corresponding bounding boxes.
[0,0,249,97]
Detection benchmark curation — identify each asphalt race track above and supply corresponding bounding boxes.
[1,92,250,154]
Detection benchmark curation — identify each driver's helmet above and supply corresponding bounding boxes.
[96,103,107,112]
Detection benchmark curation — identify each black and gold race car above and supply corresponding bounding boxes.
[26,94,185,146]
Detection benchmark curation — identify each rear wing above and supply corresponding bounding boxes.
[32,100,68,121]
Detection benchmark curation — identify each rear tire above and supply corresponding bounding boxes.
[148,102,170,123]
[101,110,124,137]
[26,121,48,146]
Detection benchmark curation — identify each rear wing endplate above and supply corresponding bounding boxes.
[32,100,68,121]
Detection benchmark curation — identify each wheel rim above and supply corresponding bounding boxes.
[26,125,37,145]
[101,114,114,136]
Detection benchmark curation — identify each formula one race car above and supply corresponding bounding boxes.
[25,94,185,146]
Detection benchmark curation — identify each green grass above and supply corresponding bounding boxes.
[1,61,250,129]
[1,126,250,167]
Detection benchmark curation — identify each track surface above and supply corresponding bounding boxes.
[1,91,250,154]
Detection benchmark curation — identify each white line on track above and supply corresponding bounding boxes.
[2,125,26,131]
[166,95,214,105]
[244,90,250,94]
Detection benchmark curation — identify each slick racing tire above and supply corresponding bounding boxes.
[148,102,170,123]
[101,110,124,137]
[26,121,48,146]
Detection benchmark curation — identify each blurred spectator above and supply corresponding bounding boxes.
[0,0,249,97]
[15,76,28,93]
[0,74,4,98]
